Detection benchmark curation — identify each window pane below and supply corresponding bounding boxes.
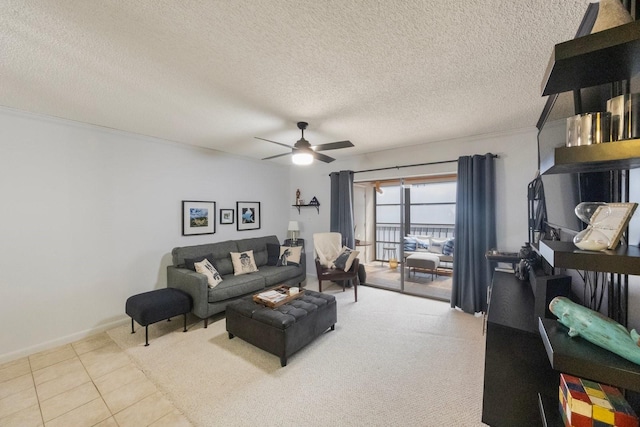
[410,204,456,225]
[376,205,401,224]
[410,182,456,203]
[376,186,401,204]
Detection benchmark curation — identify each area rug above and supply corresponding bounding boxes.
[108,280,487,426]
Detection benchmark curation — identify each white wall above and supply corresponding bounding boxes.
[0,107,290,363]
[289,128,539,273]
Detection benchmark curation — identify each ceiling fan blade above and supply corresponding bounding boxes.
[255,137,294,150]
[312,140,354,152]
[262,152,292,160]
[314,152,335,163]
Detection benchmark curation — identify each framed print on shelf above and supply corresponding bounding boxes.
[220,209,234,225]
[182,201,216,236]
[589,202,638,249]
[236,201,261,231]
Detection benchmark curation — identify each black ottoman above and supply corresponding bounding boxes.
[226,290,337,366]
[125,288,192,346]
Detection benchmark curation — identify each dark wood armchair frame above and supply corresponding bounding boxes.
[315,257,359,302]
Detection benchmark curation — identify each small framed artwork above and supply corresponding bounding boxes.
[182,201,216,236]
[220,209,234,225]
[236,201,261,231]
[589,202,638,249]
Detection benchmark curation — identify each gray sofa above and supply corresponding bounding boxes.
[167,235,306,327]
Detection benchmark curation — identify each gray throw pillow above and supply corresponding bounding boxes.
[266,243,280,266]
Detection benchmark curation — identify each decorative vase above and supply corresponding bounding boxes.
[591,0,632,33]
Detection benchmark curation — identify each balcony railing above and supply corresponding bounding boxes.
[375,223,454,261]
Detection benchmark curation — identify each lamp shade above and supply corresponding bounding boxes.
[288,221,300,232]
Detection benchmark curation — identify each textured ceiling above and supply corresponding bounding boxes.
[1,1,590,163]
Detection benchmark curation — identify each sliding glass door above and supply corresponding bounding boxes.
[355,176,456,301]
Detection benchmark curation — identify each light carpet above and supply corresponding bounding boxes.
[108,279,487,426]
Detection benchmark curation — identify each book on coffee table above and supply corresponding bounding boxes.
[253,285,304,308]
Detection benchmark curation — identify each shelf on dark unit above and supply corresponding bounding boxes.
[538,240,640,275]
[540,138,640,175]
[538,393,563,427]
[541,20,640,96]
[539,318,640,393]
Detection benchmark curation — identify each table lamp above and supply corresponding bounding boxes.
[288,221,300,244]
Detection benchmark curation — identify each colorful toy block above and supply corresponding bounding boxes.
[559,373,638,427]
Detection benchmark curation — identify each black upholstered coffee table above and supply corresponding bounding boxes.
[226,290,336,366]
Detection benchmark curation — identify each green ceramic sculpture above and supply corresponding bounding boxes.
[549,296,640,366]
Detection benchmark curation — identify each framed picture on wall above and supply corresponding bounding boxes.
[182,201,216,235]
[220,209,234,224]
[236,201,260,231]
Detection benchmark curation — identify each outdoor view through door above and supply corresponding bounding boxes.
[354,176,456,302]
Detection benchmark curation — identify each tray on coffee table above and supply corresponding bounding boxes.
[253,285,304,308]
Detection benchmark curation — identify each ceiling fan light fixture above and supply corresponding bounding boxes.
[292,150,313,165]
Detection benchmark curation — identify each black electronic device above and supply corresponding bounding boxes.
[529,269,572,322]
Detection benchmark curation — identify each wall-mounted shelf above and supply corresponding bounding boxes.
[541,20,640,96]
[540,138,640,175]
[538,239,640,275]
[539,318,640,393]
[292,204,319,214]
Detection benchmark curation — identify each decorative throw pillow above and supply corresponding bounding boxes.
[443,238,455,256]
[416,236,431,250]
[333,247,359,272]
[403,236,417,251]
[277,245,302,266]
[184,253,216,271]
[230,250,258,276]
[428,238,447,254]
[194,258,223,288]
[266,243,280,266]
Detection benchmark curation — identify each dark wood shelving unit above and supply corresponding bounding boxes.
[540,138,640,175]
[538,240,640,275]
[482,8,640,426]
[539,318,640,393]
[541,20,640,96]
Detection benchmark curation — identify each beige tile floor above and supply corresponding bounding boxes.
[0,333,191,427]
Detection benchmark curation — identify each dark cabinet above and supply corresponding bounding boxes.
[482,272,558,426]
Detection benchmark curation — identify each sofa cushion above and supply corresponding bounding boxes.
[277,245,302,266]
[428,238,447,254]
[236,235,280,267]
[443,238,455,256]
[194,259,223,288]
[403,236,417,251]
[255,265,302,287]
[184,253,216,271]
[172,240,238,276]
[416,236,431,250]
[266,243,280,266]
[231,250,258,275]
[207,274,265,303]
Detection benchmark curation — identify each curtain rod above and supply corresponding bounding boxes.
[351,154,498,174]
